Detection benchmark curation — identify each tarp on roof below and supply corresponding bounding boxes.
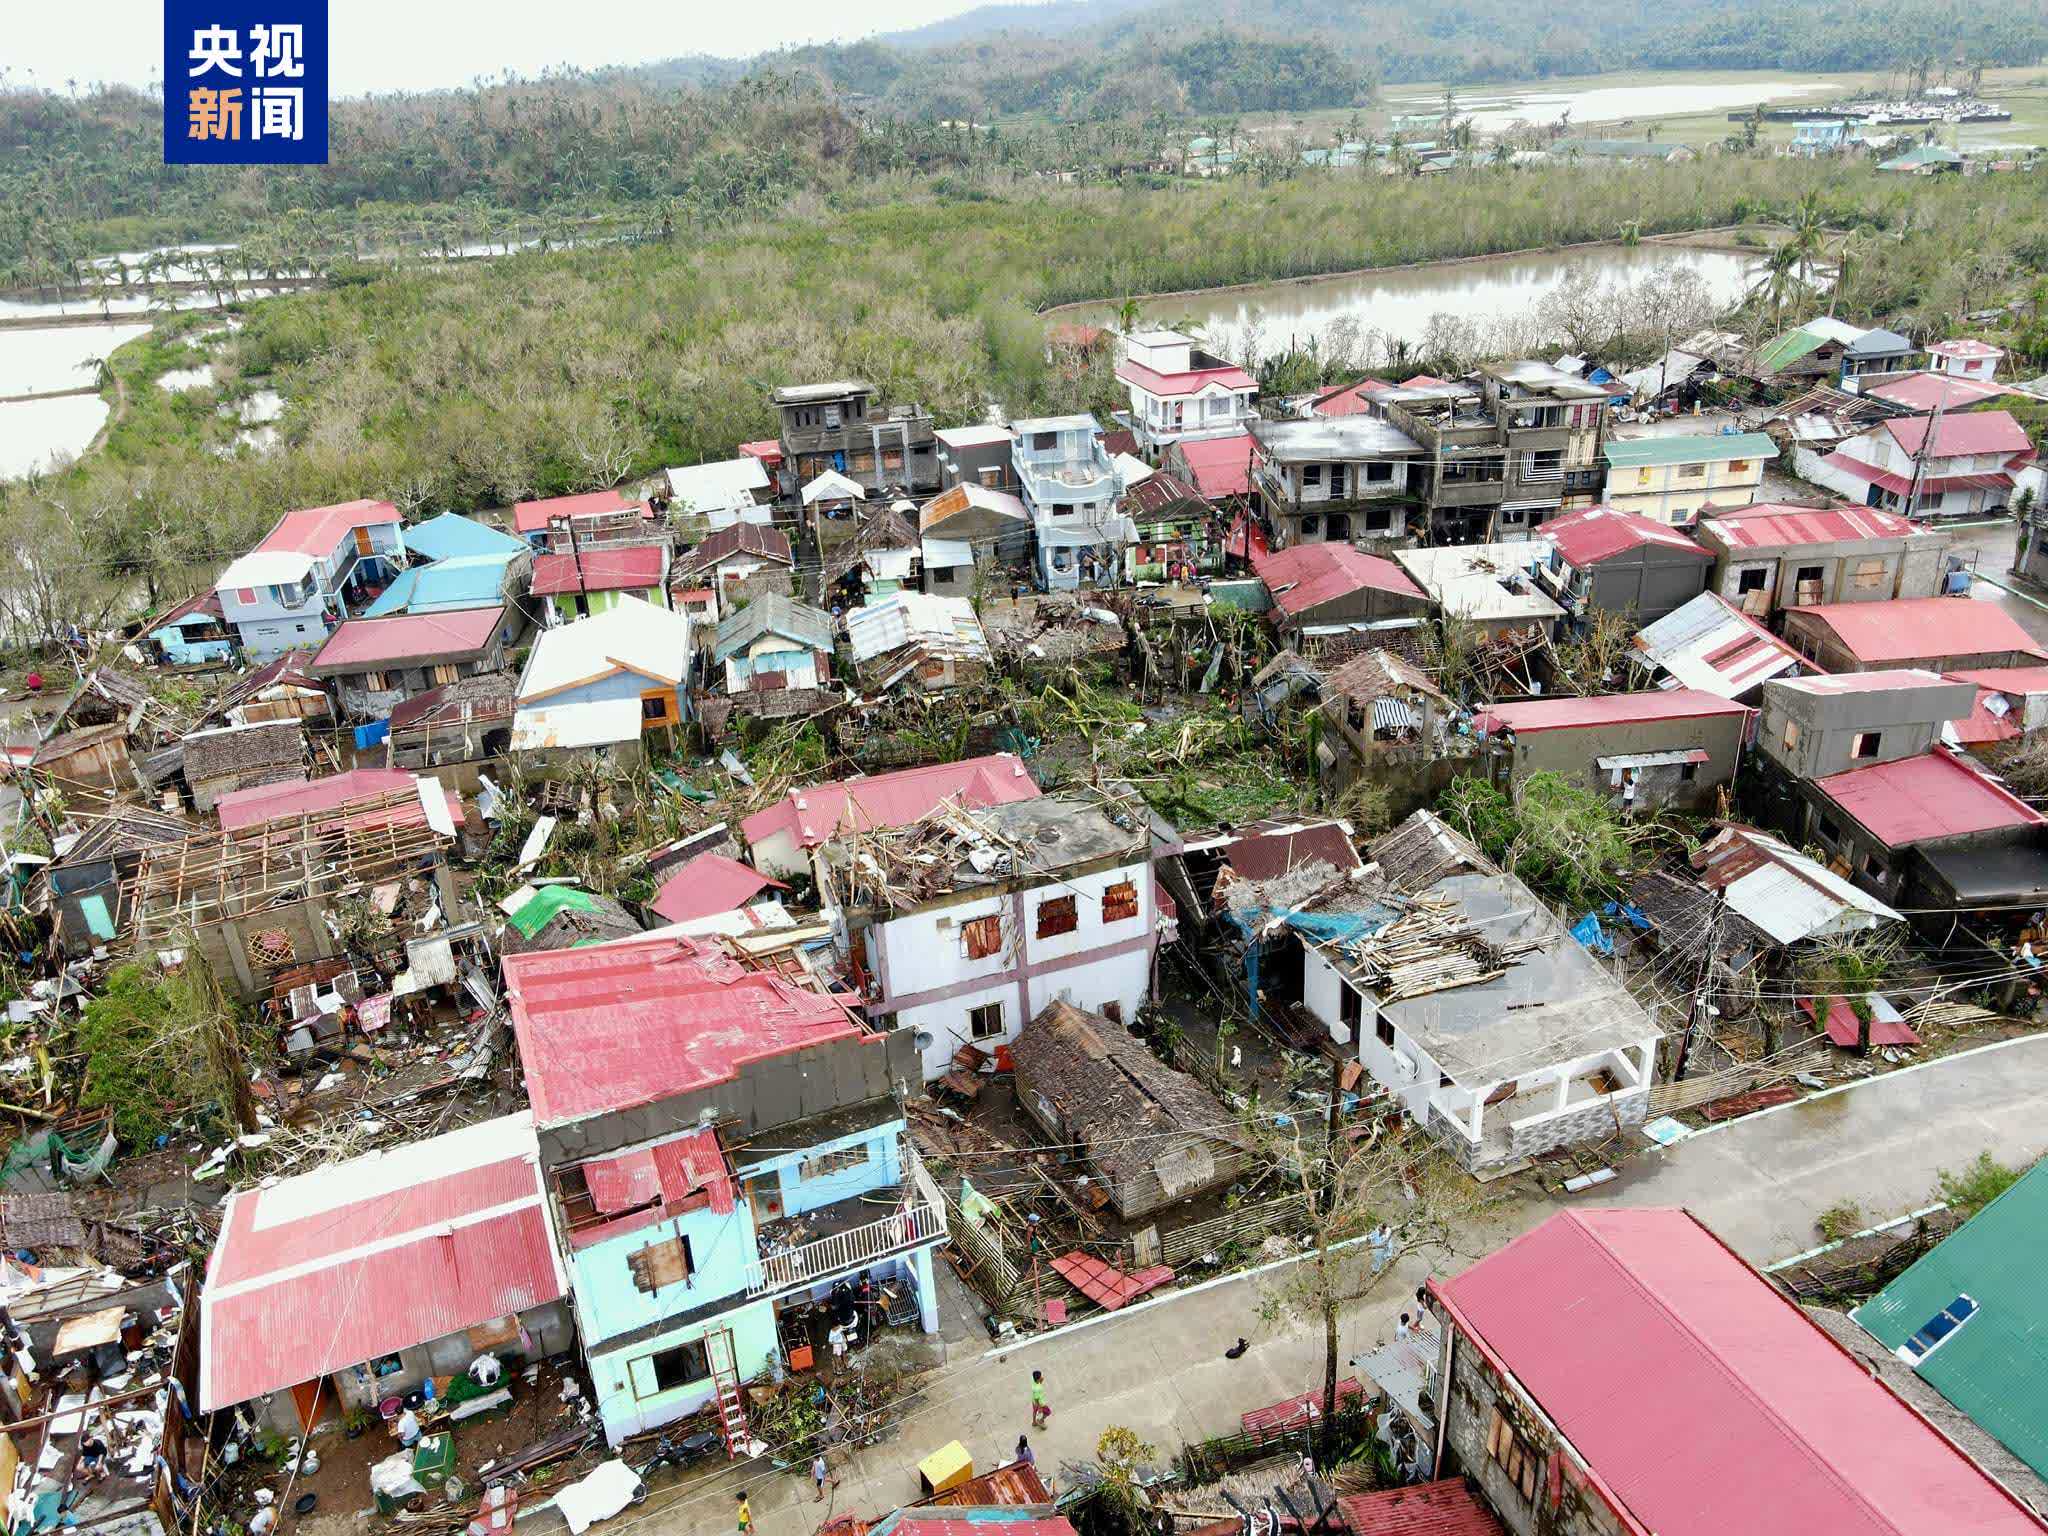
[505,884,599,939]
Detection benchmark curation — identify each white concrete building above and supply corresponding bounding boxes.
[1115,330,1258,458]
[1811,410,2034,520]
[1927,338,2004,381]
[818,794,1168,1081]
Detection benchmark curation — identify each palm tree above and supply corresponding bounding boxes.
[1782,192,1828,290]
[1750,242,1802,330]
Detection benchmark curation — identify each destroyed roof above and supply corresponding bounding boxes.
[179,719,305,783]
[743,753,1040,852]
[310,606,507,673]
[214,769,457,834]
[502,934,863,1128]
[1699,501,1923,548]
[713,592,834,662]
[1853,1161,2048,1494]
[1123,470,1207,520]
[218,650,323,712]
[921,482,1030,536]
[846,592,989,666]
[1863,371,2007,413]
[1319,647,1446,704]
[1692,824,1901,946]
[529,544,669,597]
[680,522,794,573]
[42,666,191,745]
[1539,505,1709,566]
[1436,1208,2046,1536]
[1786,598,2045,665]
[149,590,224,630]
[201,1111,566,1411]
[1632,592,1807,698]
[1248,417,1420,461]
[498,886,645,954]
[386,670,515,731]
[1365,810,1497,894]
[649,854,788,926]
[1212,818,1364,885]
[402,511,527,561]
[1009,1001,1243,1192]
[1812,748,2043,848]
[47,804,190,867]
[516,595,689,702]
[1252,542,1424,617]
[0,1194,87,1251]
[1393,543,1565,626]
[822,502,923,586]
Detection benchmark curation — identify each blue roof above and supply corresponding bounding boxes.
[403,512,526,562]
[364,552,517,617]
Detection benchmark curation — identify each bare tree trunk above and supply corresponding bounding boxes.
[1320,1270,1340,1464]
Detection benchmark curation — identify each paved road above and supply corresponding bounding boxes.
[625,1035,2048,1536]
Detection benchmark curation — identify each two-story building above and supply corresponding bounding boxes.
[308,604,519,722]
[1694,501,1946,618]
[1247,417,1424,549]
[1758,670,1978,782]
[502,934,941,1448]
[1473,690,1751,812]
[1533,506,1712,626]
[214,500,404,660]
[1010,414,1130,589]
[1599,432,1776,526]
[1928,337,2005,381]
[531,545,672,626]
[513,595,690,761]
[934,425,1016,492]
[512,489,658,549]
[772,381,940,500]
[1811,410,2035,519]
[1114,330,1257,460]
[814,792,1165,1082]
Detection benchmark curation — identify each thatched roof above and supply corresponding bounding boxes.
[180,720,306,784]
[1010,1001,1243,1194]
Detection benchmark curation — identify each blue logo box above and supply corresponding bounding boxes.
[164,0,328,164]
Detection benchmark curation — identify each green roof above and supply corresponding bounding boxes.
[1755,327,1831,376]
[505,884,597,939]
[1880,144,1965,171]
[1602,432,1778,469]
[1853,1162,2048,1484]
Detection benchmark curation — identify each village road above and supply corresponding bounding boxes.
[615,1033,2048,1536]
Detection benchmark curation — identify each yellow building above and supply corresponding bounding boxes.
[1600,432,1777,528]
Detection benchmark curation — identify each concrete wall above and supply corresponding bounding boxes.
[586,1299,777,1444]
[1605,460,1765,526]
[568,1202,758,1352]
[1501,713,1747,812]
[1579,552,1711,624]
[1507,1087,1649,1160]
[1756,677,1971,778]
[1781,611,2036,675]
[734,1119,906,1220]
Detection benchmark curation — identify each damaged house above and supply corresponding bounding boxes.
[1251,541,1431,653]
[308,605,519,722]
[1311,648,1462,811]
[741,752,1040,879]
[845,592,991,695]
[1532,505,1713,627]
[705,593,836,731]
[1695,501,1946,619]
[1011,1000,1248,1221]
[179,719,307,815]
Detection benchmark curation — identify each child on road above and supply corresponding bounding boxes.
[1030,1370,1050,1428]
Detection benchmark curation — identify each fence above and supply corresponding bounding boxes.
[1160,1193,1312,1268]
[940,1189,1024,1307]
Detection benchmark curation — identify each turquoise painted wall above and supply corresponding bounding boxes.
[569,1200,758,1349]
[587,1299,778,1445]
[735,1119,905,1220]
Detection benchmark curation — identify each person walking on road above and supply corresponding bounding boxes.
[737,1491,753,1535]
[1030,1370,1050,1428]
[812,1454,833,1503]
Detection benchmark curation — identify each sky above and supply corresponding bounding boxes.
[4,0,1022,96]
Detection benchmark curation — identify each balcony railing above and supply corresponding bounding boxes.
[742,1147,948,1298]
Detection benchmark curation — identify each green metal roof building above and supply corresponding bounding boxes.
[1853,1161,2048,1486]
[1602,432,1778,469]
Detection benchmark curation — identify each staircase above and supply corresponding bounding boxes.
[704,1327,749,1458]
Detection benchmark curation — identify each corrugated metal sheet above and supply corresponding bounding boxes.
[1634,593,1806,698]
[1335,1481,1503,1536]
[741,754,1039,851]
[1542,506,1707,566]
[1814,748,2043,847]
[1482,689,1746,733]
[1693,826,1899,945]
[1437,1209,2045,1536]
[1706,502,1918,549]
[1371,697,1419,732]
[1252,542,1423,617]
[1789,598,2044,667]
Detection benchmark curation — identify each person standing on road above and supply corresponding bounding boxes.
[812,1454,832,1503]
[1015,1436,1035,1469]
[737,1490,753,1535]
[1030,1369,1050,1428]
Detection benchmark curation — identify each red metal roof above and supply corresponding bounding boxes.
[152,590,224,628]
[530,545,668,596]
[503,935,865,1128]
[1864,372,2005,413]
[741,753,1039,851]
[1049,1252,1173,1310]
[201,1113,564,1410]
[1798,995,1922,1048]
[1881,408,2032,460]
[1788,597,2045,665]
[1949,686,2023,746]
[1217,820,1364,886]
[1929,338,2004,359]
[1252,542,1424,617]
[573,1127,737,1249]
[1308,378,1394,418]
[1821,451,2019,499]
[1241,1379,1365,1437]
[1946,665,2048,694]
[215,768,458,832]
[1773,669,1948,695]
[1335,1482,1502,1536]
[649,853,788,925]
[1541,506,1709,566]
[1114,356,1256,397]
[254,499,398,557]
[1476,689,1747,733]
[1704,501,1918,548]
[1172,432,1255,499]
[1816,747,2043,846]
[311,605,505,672]
[511,489,651,535]
[893,1518,1075,1536]
[1434,1208,2046,1536]
[737,439,783,465]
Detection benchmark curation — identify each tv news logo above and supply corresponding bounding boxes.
[164,2,328,164]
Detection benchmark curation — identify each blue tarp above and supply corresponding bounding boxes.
[354,719,390,750]
[1571,912,1613,955]
[1224,904,1399,1023]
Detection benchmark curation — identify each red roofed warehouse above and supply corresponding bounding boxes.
[1812,408,2035,520]
[1798,747,2048,909]
[741,752,1040,878]
[201,1112,571,1433]
[1428,1208,2046,1536]
[308,603,521,721]
[1474,690,1751,812]
[1251,540,1430,646]
[1534,506,1711,625]
[1783,596,2047,674]
[1695,501,1946,618]
[1116,330,1257,457]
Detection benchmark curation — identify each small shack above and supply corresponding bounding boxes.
[1010,1001,1247,1221]
[179,720,307,814]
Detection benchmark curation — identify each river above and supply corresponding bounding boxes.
[1385,76,1836,134]
[1063,242,1759,365]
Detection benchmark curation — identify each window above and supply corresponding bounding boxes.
[626,1235,694,1293]
[1782,719,1800,751]
[1364,461,1394,483]
[1364,506,1392,533]
[1852,731,1882,759]
[800,1146,870,1180]
[1680,762,1698,782]
[1817,814,1841,844]
[236,587,258,606]
[1853,557,1888,590]
[1036,895,1078,938]
[1636,468,1654,488]
[1794,564,1825,588]
[630,1341,710,1398]
[1327,466,1347,497]
[1303,464,1323,487]
[969,1002,1004,1040]
[1863,852,1887,878]
[363,670,388,692]
[1339,983,1361,1035]
[431,663,460,686]
[1679,462,1707,479]
[1726,459,1752,474]
[1736,567,1768,594]
[963,914,1003,959]
[1301,514,1322,538]
[1031,432,1057,451]
[1487,1409,1542,1504]
[1375,1013,1394,1047]
[642,693,671,722]
[1054,503,1073,518]
[1101,880,1139,923]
